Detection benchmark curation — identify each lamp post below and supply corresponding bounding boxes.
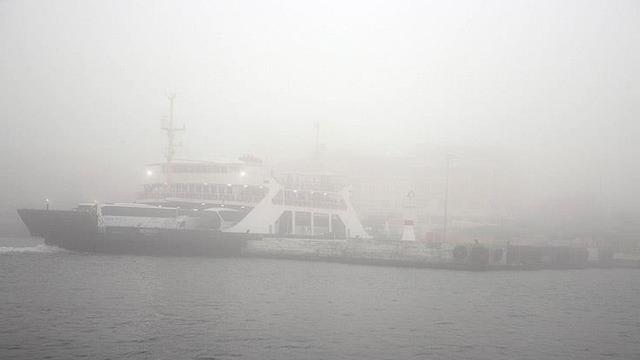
[442,153,453,243]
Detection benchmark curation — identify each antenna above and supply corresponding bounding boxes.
[161,94,185,188]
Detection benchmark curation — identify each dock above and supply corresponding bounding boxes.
[242,237,628,271]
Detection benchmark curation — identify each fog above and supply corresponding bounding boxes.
[1,0,639,238]
[3,3,640,359]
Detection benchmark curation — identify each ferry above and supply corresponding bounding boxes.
[18,160,369,256]
[17,97,369,256]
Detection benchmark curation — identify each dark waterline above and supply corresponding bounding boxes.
[1,237,639,360]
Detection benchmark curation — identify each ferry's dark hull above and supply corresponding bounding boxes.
[17,209,250,256]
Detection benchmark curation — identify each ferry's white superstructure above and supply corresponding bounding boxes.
[136,158,369,239]
[131,95,369,239]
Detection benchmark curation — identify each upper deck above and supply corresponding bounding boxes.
[138,159,350,210]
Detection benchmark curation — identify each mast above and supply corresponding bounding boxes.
[162,94,185,190]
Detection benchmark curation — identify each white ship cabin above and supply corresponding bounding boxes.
[139,158,271,208]
[133,159,369,239]
[224,172,370,239]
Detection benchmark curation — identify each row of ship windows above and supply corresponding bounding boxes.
[271,190,347,209]
[275,211,347,237]
[100,206,243,221]
[144,183,267,195]
[160,164,243,174]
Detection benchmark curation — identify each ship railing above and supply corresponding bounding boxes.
[276,183,345,192]
[270,197,347,210]
[138,191,266,204]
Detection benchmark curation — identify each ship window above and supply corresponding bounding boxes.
[295,211,311,225]
[295,211,311,236]
[313,213,330,237]
[276,211,292,234]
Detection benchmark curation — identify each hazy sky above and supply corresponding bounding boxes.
[1,0,638,209]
